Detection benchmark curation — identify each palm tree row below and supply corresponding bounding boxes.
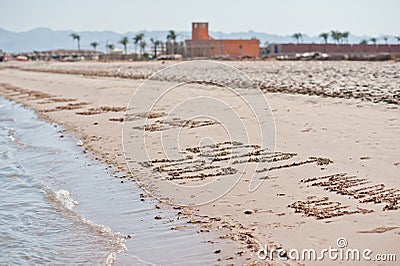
[119,31,179,56]
[360,36,400,45]
[70,30,180,56]
[359,37,378,45]
[362,37,383,45]
[74,31,400,56]
[72,33,117,54]
[318,31,400,45]
[318,31,350,44]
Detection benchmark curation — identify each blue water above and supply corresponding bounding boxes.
[0,97,224,265]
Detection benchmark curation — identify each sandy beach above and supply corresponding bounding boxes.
[0,60,399,264]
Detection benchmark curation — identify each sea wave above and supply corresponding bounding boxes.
[45,189,127,265]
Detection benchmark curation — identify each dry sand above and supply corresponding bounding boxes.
[5,60,400,104]
[0,61,399,265]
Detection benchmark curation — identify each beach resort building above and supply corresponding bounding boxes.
[267,43,400,59]
[185,22,260,59]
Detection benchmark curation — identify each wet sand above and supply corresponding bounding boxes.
[0,61,399,264]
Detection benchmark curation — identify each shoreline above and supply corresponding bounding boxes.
[0,75,249,264]
[1,62,399,264]
[0,96,242,265]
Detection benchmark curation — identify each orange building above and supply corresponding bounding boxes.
[185,22,260,58]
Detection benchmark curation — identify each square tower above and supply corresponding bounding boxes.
[192,22,209,40]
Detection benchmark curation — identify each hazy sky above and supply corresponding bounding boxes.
[1,0,399,36]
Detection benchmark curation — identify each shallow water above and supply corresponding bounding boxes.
[0,97,224,265]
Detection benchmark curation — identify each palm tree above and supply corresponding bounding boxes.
[119,36,129,54]
[330,30,341,44]
[319,33,329,44]
[140,41,147,57]
[341,31,350,43]
[166,30,178,54]
[383,36,388,45]
[360,39,368,45]
[107,44,114,53]
[90,42,98,51]
[133,33,145,55]
[70,33,81,50]
[370,37,378,45]
[150,38,162,58]
[291,33,303,44]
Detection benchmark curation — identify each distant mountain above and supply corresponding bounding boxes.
[0,27,398,53]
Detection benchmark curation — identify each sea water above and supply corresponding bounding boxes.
[0,97,223,265]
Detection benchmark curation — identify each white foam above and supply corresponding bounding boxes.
[53,189,79,210]
[45,189,127,265]
[80,217,127,265]
[46,189,79,210]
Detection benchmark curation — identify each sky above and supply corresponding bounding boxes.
[0,0,399,36]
